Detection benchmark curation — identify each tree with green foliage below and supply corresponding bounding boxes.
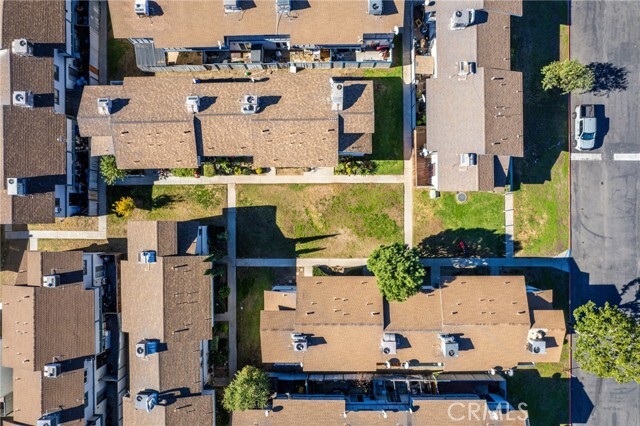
[367,243,425,302]
[541,60,595,94]
[100,155,127,185]
[573,301,640,383]
[222,366,271,411]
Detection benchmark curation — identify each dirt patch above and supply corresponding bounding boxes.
[29,216,99,231]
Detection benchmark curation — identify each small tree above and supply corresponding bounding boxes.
[113,196,135,217]
[100,155,127,185]
[367,243,425,302]
[573,301,640,383]
[541,60,595,94]
[223,366,270,412]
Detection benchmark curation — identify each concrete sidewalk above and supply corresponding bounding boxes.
[115,174,404,186]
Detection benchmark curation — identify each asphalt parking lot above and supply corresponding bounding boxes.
[569,1,640,425]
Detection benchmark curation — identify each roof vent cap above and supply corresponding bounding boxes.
[13,91,34,108]
[12,39,33,56]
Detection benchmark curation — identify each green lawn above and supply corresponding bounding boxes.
[236,184,404,258]
[511,0,570,257]
[107,18,146,81]
[107,185,226,238]
[504,268,570,425]
[414,191,505,257]
[236,268,277,369]
[363,67,404,175]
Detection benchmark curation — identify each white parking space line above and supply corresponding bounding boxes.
[613,153,640,161]
[571,153,602,161]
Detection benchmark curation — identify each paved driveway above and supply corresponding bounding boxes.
[570,1,640,425]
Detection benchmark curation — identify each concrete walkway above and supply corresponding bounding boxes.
[402,3,416,246]
[223,184,238,376]
[505,192,515,257]
[236,257,570,273]
[115,174,404,186]
[5,215,107,243]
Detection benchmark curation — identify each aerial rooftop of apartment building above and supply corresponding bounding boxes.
[0,0,67,224]
[261,276,565,372]
[423,0,524,191]
[1,251,102,425]
[121,221,215,424]
[110,0,404,48]
[233,397,530,425]
[77,73,374,168]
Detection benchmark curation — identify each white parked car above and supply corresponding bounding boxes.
[574,105,597,151]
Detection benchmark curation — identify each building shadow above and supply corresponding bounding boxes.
[235,205,338,258]
[416,228,520,258]
[588,62,629,96]
[510,0,569,187]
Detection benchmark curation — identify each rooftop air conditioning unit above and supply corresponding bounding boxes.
[439,334,459,358]
[291,332,308,352]
[527,329,547,354]
[330,80,344,111]
[36,414,60,426]
[134,0,149,16]
[137,250,157,264]
[368,0,383,15]
[97,98,112,115]
[241,95,260,114]
[381,333,397,355]
[460,153,477,166]
[6,178,26,196]
[223,0,242,13]
[43,363,61,378]
[13,91,34,108]
[136,339,158,358]
[135,390,158,412]
[458,61,476,76]
[12,38,33,56]
[186,95,200,114]
[276,0,291,14]
[450,9,475,30]
[42,274,61,288]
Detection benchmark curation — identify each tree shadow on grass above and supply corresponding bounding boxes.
[416,228,520,258]
[588,62,629,96]
[236,205,338,258]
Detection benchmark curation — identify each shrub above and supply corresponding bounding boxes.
[223,366,271,411]
[170,168,197,177]
[335,158,376,175]
[541,60,595,94]
[100,155,127,185]
[367,243,425,302]
[113,196,135,217]
[255,167,263,175]
[218,285,231,299]
[202,163,215,177]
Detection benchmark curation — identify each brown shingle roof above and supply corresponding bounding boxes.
[122,221,214,425]
[2,251,96,425]
[261,276,565,372]
[0,1,67,224]
[424,1,523,192]
[108,0,404,49]
[233,397,529,425]
[77,74,374,168]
